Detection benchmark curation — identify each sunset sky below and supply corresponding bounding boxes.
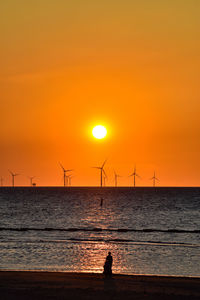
[0,0,200,186]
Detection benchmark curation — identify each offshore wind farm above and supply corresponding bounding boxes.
[1,160,161,187]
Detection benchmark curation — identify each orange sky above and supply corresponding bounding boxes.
[0,1,200,186]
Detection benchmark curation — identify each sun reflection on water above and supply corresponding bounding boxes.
[66,193,130,273]
[63,241,126,274]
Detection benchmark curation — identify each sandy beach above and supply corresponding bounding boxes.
[0,271,199,299]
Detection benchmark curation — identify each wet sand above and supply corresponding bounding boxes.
[0,271,199,299]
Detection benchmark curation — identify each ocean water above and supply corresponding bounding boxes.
[0,187,199,276]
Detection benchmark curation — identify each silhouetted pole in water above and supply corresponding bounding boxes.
[8,170,19,187]
[92,159,107,187]
[129,166,141,187]
[100,198,103,207]
[59,163,73,187]
[150,171,159,187]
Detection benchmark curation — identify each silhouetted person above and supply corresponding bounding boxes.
[103,251,113,277]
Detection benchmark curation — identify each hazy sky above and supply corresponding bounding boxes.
[0,0,200,186]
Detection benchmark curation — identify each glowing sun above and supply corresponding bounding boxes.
[92,125,107,139]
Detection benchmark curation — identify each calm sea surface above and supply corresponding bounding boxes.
[0,187,199,276]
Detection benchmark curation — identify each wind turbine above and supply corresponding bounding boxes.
[28,176,35,186]
[150,171,159,187]
[103,172,107,187]
[129,166,141,187]
[68,174,74,186]
[93,159,107,187]
[114,170,121,187]
[59,163,73,187]
[8,170,19,187]
[65,172,74,186]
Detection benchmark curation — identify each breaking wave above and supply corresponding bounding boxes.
[0,227,199,233]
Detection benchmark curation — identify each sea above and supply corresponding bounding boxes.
[0,187,199,277]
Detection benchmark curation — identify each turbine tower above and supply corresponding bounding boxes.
[68,175,74,186]
[93,159,107,187]
[28,176,35,186]
[129,166,141,187]
[103,173,107,187]
[150,171,159,187]
[9,170,19,187]
[114,170,121,187]
[59,163,73,187]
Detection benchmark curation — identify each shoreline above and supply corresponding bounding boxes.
[0,271,199,299]
[0,269,200,279]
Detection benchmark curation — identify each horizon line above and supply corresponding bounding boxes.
[0,186,200,188]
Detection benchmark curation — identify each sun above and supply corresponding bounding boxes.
[92,125,107,139]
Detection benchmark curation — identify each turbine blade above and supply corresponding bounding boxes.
[59,162,65,172]
[102,159,107,168]
[103,169,107,178]
[8,170,14,176]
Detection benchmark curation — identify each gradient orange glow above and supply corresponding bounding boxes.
[0,1,200,186]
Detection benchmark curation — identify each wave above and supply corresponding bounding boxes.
[0,236,199,247]
[66,238,199,247]
[0,227,199,233]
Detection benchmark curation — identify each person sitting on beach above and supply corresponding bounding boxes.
[103,251,113,276]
